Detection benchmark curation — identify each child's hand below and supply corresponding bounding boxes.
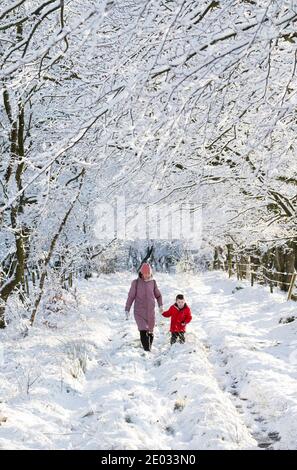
[159,306,164,314]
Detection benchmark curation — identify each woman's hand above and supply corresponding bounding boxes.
[159,305,164,314]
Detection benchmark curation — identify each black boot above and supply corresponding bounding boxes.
[171,332,185,345]
[140,330,154,351]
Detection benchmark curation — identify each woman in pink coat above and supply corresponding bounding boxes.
[125,263,163,351]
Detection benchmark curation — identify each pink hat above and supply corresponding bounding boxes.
[140,263,152,276]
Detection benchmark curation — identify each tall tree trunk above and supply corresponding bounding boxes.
[0,86,27,328]
[30,171,85,326]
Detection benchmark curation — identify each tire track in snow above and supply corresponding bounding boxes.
[67,276,176,450]
[156,272,258,450]
[186,272,285,450]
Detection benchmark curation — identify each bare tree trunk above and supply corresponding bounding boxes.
[226,243,234,278]
[30,171,85,326]
[0,80,27,328]
[250,251,261,286]
[137,245,154,272]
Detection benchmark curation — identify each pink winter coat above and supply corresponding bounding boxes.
[125,276,163,331]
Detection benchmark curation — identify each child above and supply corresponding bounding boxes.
[162,294,192,345]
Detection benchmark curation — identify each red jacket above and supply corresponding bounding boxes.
[162,303,192,333]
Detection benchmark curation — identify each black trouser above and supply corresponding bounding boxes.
[171,332,185,345]
[140,330,154,351]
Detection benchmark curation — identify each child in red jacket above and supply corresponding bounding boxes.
[162,294,192,345]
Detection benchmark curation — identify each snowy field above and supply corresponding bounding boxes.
[1,271,297,450]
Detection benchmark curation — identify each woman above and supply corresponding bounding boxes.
[125,263,163,351]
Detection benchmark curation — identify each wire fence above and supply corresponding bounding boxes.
[215,255,297,298]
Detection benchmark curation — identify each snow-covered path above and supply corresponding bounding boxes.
[1,272,297,450]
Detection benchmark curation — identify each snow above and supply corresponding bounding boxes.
[1,271,297,450]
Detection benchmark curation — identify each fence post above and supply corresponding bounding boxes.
[287,272,296,301]
[227,244,233,278]
[236,257,240,280]
[270,277,274,294]
[250,260,254,286]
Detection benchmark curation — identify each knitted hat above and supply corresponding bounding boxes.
[140,263,152,276]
